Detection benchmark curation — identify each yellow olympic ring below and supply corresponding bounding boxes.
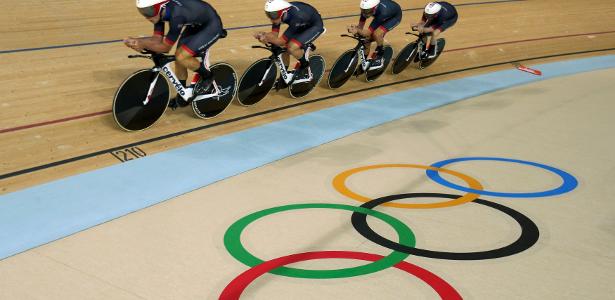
[332,164,483,209]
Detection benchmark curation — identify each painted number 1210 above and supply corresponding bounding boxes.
[110,147,147,162]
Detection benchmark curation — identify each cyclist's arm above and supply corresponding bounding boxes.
[263,32,287,46]
[266,21,298,46]
[258,22,285,45]
[356,27,372,39]
[358,15,366,30]
[143,22,172,52]
[428,28,441,46]
[272,23,281,35]
[133,36,172,53]
[414,14,427,32]
[421,26,437,34]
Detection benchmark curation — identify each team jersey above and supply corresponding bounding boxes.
[271,2,323,34]
[422,1,457,31]
[153,0,223,46]
[358,0,402,28]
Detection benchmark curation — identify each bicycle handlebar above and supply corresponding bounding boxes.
[340,34,364,40]
[128,50,156,59]
[128,54,151,59]
[251,44,287,54]
[127,50,176,66]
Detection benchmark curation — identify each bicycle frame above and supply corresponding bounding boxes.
[340,34,382,72]
[254,44,314,86]
[129,52,224,105]
[406,32,426,61]
[403,31,430,62]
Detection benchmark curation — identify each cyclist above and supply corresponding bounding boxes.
[347,0,402,70]
[254,0,325,88]
[124,0,226,108]
[412,2,457,59]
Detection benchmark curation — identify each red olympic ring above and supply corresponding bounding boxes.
[219,251,462,300]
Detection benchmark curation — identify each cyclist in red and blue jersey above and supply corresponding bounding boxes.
[413,2,458,59]
[124,0,226,108]
[254,0,325,87]
[347,0,402,69]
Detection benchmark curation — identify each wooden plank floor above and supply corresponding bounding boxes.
[1,0,615,194]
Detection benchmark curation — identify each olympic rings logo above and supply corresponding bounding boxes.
[220,157,578,299]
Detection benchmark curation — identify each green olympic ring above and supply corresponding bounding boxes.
[223,203,415,279]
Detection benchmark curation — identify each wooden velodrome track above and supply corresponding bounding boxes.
[1,0,615,194]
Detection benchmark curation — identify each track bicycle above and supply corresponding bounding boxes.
[391,30,446,75]
[112,50,237,131]
[327,34,393,89]
[236,43,325,106]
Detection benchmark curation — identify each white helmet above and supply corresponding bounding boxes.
[136,0,169,18]
[424,2,442,16]
[360,0,380,10]
[264,0,292,19]
[265,0,291,12]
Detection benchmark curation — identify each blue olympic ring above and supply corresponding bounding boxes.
[426,157,578,198]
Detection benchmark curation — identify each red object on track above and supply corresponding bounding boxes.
[516,65,542,75]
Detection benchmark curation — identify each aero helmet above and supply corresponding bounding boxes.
[264,0,292,19]
[360,0,380,9]
[360,0,380,17]
[136,0,170,18]
[424,2,442,19]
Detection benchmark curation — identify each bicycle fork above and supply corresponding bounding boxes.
[143,69,162,105]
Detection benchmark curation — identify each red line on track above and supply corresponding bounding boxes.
[0,110,112,134]
[2,30,614,135]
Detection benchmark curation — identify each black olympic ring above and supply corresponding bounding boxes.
[351,193,540,260]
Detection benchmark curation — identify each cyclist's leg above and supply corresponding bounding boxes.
[168,53,189,109]
[354,25,375,75]
[273,50,292,90]
[175,27,204,80]
[174,33,190,84]
[282,52,291,70]
[427,15,456,58]
[167,29,202,108]
[370,27,386,66]
[366,18,386,57]
[287,24,325,80]
[170,46,199,107]
[425,31,439,58]
[371,12,401,66]
[287,39,305,68]
[418,33,431,59]
[178,26,223,97]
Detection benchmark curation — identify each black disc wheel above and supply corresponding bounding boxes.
[192,63,237,119]
[289,55,326,99]
[391,42,418,75]
[237,58,277,106]
[327,49,359,89]
[419,38,446,69]
[365,45,393,82]
[112,69,170,131]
